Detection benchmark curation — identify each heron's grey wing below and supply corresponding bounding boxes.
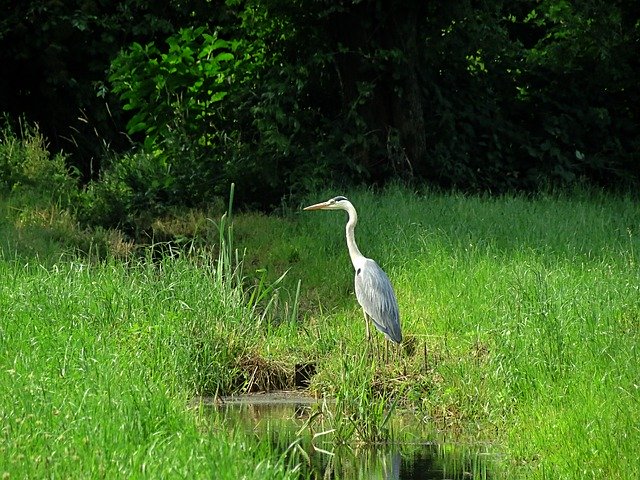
[354,259,402,343]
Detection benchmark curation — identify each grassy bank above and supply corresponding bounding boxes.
[0,230,303,478]
[236,186,640,478]
[1,185,639,478]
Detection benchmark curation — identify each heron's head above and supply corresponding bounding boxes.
[303,196,350,211]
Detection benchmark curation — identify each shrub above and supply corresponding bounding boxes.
[0,118,78,205]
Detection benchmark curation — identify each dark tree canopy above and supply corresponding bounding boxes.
[0,0,225,177]
[2,0,639,209]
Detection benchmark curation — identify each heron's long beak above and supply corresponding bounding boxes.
[303,201,330,211]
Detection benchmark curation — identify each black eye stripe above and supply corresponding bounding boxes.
[333,196,348,202]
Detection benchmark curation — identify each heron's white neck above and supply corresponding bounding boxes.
[344,202,365,270]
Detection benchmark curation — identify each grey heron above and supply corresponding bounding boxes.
[304,196,403,344]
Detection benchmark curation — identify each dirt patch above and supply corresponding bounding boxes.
[235,354,318,392]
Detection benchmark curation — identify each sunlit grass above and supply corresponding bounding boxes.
[0,252,303,478]
[232,185,640,478]
[1,183,639,479]
[287,186,640,479]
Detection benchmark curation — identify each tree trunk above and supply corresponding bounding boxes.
[326,0,428,180]
[387,0,427,178]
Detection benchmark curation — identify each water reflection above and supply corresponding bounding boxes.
[210,394,492,480]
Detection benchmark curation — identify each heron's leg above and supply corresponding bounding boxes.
[363,310,378,360]
[362,309,371,341]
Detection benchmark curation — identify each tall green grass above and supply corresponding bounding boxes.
[0,249,301,478]
[283,186,639,479]
[233,185,640,478]
[1,177,638,479]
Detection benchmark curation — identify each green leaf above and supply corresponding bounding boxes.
[211,91,228,102]
[214,52,234,62]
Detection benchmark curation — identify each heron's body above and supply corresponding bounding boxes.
[304,196,402,344]
[355,258,402,343]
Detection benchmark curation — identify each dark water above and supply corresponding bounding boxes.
[210,393,493,480]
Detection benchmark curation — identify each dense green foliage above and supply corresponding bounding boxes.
[0,0,223,170]
[2,0,639,214]
[0,120,78,202]
[2,6,639,473]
